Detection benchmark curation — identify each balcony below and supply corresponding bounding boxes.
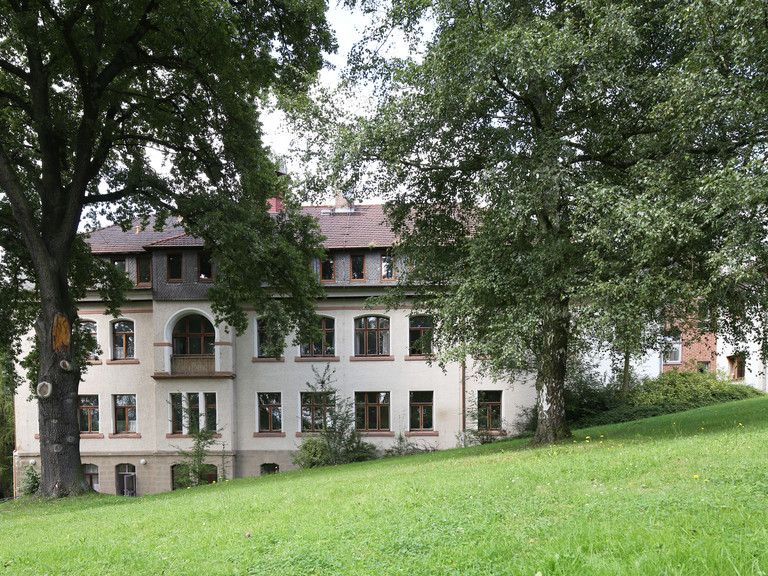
[171,354,215,376]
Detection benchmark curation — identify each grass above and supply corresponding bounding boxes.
[3,397,768,575]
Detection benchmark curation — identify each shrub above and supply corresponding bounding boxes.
[516,362,765,433]
[20,466,40,496]
[294,366,378,468]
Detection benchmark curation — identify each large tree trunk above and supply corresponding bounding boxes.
[532,297,570,445]
[35,300,89,497]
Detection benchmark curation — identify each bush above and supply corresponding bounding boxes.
[516,362,765,433]
[20,466,40,496]
[569,368,763,429]
[294,366,378,468]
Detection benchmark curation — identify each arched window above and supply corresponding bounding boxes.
[354,316,390,356]
[116,463,136,496]
[172,315,215,355]
[112,320,134,359]
[83,464,99,491]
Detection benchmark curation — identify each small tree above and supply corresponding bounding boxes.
[294,365,377,468]
[172,402,221,489]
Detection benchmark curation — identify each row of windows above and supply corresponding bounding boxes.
[320,253,396,283]
[80,463,220,496]
[77,390,503,435]
[112,251,213,286]
[80,313,433,362]
[259,315,433,358]
[78,393,217,435]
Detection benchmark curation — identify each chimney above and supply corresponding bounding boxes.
[267,196,284,213]
[335,191,352,210]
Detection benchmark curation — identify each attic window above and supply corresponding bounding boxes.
[167,253,183,281]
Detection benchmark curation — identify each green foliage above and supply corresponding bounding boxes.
[294,366,378,468]
[173,426,220,490]
[626,369,763,408]
[19,466,40,497]
[551,366,765,430]
[383,433,436,457]
[0,386,14,498]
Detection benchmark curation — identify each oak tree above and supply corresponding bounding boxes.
[0,0,333,496]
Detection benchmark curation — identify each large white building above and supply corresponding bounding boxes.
[13,201,538,496]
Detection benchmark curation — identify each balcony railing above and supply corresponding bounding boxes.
[171,354,215,376]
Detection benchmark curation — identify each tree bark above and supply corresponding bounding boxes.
[35,299,89,497]
[532,296,571,445]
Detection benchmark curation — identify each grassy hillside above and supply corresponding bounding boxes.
[3,397,768,575]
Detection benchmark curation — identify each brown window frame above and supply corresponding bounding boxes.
[300,316,335,357]
[355,391,390,431]
[258,392,283,432]
[354,316,390,357]
[477,390,502,431]
[204,393,217,432]
[167,253,183,282]
[350,254,365,281]
[136,256,152,286]
[114,394,137,433]
[381,254,396,281]
[321,256,335,282]
[409,316,433,355]
[78,395,100,433]
[112,320,135,359]
[409,391,433,431]
[728,353,745,380]
[172,314,215,356]
[300,391,335,432]
[197,251,213,282]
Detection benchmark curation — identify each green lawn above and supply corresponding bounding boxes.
[3,397,768,575]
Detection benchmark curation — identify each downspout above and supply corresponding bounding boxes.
[461,360,466,447]
[12,450,17,498]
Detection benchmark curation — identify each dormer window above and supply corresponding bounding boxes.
[198,252,213,281]
[137,256,152,286]
[167,253,183,281]
[351,254,365,281]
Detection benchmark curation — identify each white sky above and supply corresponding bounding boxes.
[261,3,373,169]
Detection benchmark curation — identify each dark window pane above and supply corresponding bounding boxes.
[168,254,183,280]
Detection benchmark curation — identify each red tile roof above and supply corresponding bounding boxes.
[304,204,396,249]
[86,216,186,254]
[85,204,396,254]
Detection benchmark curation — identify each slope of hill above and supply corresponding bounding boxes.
[3,397,768,575]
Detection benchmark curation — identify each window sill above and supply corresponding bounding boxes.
[109,433,142,438]
[295,431,322,437]
[253,432,286,438]
[476,430,505,436]
[80,433,104,439]
[405,431,438,437]
[404,355,435,361]
[350,355,395,362]
[152,372,236,379]
[358,431,395,437]
[252,357,285,363]
[107,359,140,365]
[87,359,103,365]
[294,356,340,362]
[136,283,152,288]
[166,433,222,439]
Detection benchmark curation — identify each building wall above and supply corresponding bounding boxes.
[13,291,538,496]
